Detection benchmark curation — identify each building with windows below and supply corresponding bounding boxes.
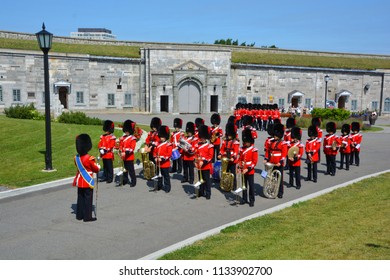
[70,28,117,40]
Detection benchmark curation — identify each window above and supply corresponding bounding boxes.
[13,89,21,102]
[305,98,311,108]
[76,91,84,104]
[371,101,378,111]
[253,96,261,104]
[27,92,35,99]
[107,93,115,106]
[351,99,358,111]
[0,86,3,102]
[278,98,285,108]
[238,96,247,104]
[384,98,390,112]
[124,93,133,106]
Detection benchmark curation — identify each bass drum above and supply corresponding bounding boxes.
[171,149,181,160]
[212,160,221,181]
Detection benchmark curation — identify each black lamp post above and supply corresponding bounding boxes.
[36,23,54,171]
[324,74,330,109]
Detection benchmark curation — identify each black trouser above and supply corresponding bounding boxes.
[76,187,94,221]
[183,160,195,183]
[289,165,301,187]
[262,120,268,131]
[212,145,220,163]
[307,162,318,181]
[199,169,211,198]
[123,160,136,186]
[326,154,336,175]
[349,150,360,166]
[242,174,255,204]
[171,157,183,173]
[157,167,171,193]
[340,153,350,170]
[102,158,113,182]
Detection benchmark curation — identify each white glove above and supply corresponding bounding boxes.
[96,163,101,170]
[99,149,105,155]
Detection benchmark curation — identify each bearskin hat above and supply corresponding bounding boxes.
[150,117,162,130]
[185,122,195,135]
[195,117,205,128]
[291,126,302,140]
[273,123,285,139]
[286,117,296,129]
[210,113,221,125]
[103,120,115,133]
[76,134,92,156]
[242,115,254,126]
[267,123,274,137]
[227,115,236,124]
[225,122,237,138]
[308,125,318,138]
[242,128,254,144]
[173,118,183,129]
[326,121,337,133]
[351,122,360,132]
[198,124,211,140]
[158,125,170,139]
[312,117,322,128]
[122,119,135,135]
[341,123,351,134]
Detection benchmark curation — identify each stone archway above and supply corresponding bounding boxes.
[178,80,201,113]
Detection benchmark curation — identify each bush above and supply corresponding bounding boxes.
[4,103,45,120]
[57,111,102,125]
[311,108,350,121]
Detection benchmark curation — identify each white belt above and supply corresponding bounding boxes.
[325,145,332,148]
[245,161,252,164]
[271,153,281,156]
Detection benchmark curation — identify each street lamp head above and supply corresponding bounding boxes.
[36,23,53,53]
[324,74,330,82]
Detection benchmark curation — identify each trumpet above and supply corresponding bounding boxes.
[193,155,204,197]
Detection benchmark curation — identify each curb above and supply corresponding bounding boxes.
[139,169,390,260]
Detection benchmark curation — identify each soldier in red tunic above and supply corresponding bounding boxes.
[210,113,223,163]
[264,123,287,198]
[305,126,320,183]
[73,134,100,222]
[239,128,258,207]
[323,122,340,176]
[181,122,197,184]
[118,120,137,187]
[154,125,173,193]
[339,124,351,170]
[194,125,214,199]
[144,117,161,165]
[170,118,184,174]
[349,122,362,166]
[98,120,116,183]
[312,117,323,163]
[287,127,304,189]
[241,115,258,140]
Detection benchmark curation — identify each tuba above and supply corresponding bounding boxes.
[140,147,155,180]
[220,157,235,192]
[262,162,282,199]
[178,137,192,151]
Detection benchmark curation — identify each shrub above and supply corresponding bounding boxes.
[4,103,45,120]
[311,108,350,121]
[57,111,102,125]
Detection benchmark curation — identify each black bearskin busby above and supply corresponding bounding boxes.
[286,117,296,129]
[351,122,360,132]
[173,118,183,129]
[198,124,210,140]
[225,122,237,138]
[308,125,318,138]
[273,118,281,125]
[76,134,92,156]
[227,115,236,124]
[195,117,205,129]
[158,125,170,140]
[267,123,274,137]
[185,122,195,135]
[122,119,135,135]
[242,128,254,144]
[326,122,337,133]
[242,115,253,126]
[210,113,221,125]
[312,117,322,128]
[150,117,162,130]
[103,120,115,133]
[291,126,302,140]
[341,123,351,134]
[273,123,285,139]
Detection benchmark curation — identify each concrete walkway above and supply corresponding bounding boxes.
[0,114,389,260]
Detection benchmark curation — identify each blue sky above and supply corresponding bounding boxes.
[1,0,389,54]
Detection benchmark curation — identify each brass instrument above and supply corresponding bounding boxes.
[233,161,247,205]
[178,137,192,151]
[288,146,299,161]
[133,126,143,141]
[210,131,218,143]
[262,162,282,199]
[193,155,204,197]
[151,153,162,191]
[220,157,235,192]
[331,140,338,150]
[140,147,155,180]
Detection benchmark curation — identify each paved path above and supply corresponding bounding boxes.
[1,114,389,260]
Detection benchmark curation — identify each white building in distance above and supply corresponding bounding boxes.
[70,28,116,40]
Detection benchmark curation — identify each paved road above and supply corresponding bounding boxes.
[1,114,389,260]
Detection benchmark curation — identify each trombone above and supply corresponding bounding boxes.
[234,161,247,205]
[150,152,162,192]
[193,155,204,198]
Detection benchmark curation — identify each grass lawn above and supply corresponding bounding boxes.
[0,115,147,188]
[160,173,390,260]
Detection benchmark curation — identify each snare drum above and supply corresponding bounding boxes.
[212,160,222,180]
[171,149,181,160]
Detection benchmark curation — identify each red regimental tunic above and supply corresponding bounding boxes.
[219,138,240,164]
[323,134,340,156]
[210,126,223,146]
[195,141,214,171]
[288,140,304,167]
[120,135,137,161]
[170,130,184,152]
[239,145,258,175]
[153,141,173,169]
[350,132,362,152]
[340,134,351,154]
[305,138,320,162]
[182,136,197,161]
[145,131,161,148]
[266,139,288,166]
[98,133,117,159]
[73,154,100,188]
[284,130,292,148]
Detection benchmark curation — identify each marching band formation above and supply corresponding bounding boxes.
[73,106,363,221]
